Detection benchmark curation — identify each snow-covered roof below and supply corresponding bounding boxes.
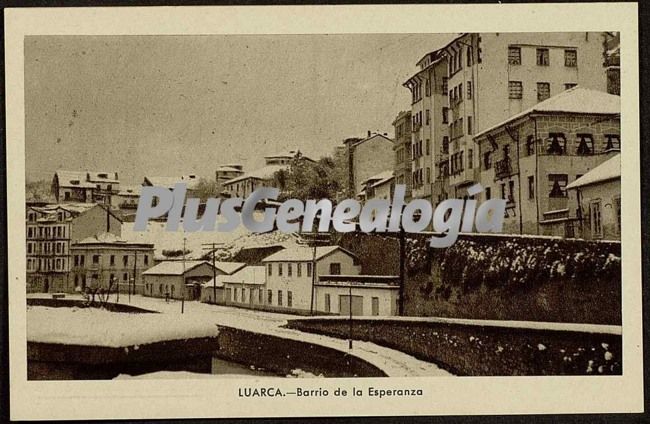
[144,175,201,190]
[118,185,142,196]
[475,88,620,139]
[216,165,244,173]
[204,265,266,287]
[368,170,394,189]
[222,164,288,185]
[261,246,356,262]
[142,260,212,275]
[75,232,153,247]
[213,261,247,275]
[566,154,620,190]
[86,171,119,183]
[54,170,95,188]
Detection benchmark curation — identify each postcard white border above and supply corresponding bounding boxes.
[6,3,642,419]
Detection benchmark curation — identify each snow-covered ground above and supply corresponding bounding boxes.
[27,294,452,377]
[27,306,219,347]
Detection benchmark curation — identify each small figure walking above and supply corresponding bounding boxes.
[165,290,170,303]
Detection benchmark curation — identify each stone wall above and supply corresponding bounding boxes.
[339,232,621,324]
[286,318,621,376]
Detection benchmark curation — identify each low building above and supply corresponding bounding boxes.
[26,203,123,293]
[52,170,120,205]
[566,154,620,240]
[70,232,154,294]
[116,185,141,210]
[315,275,400,316]
[201,265,266,305]
[215,164,244,193]
[358,170,394,202]
[261,246,360,312]
[222,150,313,198]
[142,260,218,300]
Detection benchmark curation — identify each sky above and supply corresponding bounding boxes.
[25,34,453,185]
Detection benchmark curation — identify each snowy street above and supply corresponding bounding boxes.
[27,294,452,377]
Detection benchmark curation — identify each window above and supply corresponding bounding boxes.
[123,255,128,266]
[80,255,85,266]
[536,48,549,66]
[278,263,283,276]
[297,263,302,277]
[548,174,569,198]
[459,83,463,101]
[576,133,594,155]
[110,255,115,266]
[278,290,283,306]
[547,133,567,154]
[426,139,430,155]
[537,82,550,101]
[591,200,603,238]
[242,288,246,303]
[288,263,292,277]
[234,288,239,302]
[508,46,521,65]
[467,81,472,99]
[508,180,515,203]
[483,152,492,169]
[467,116,473,135]
[268,263,272,276]
[442,107,449,124]
[442,77,448,93]
[425,109,430,125]
[564,49,577,67]
[259,288,264,304]
[528,176,535,199]
[123,272,128,281]
[509,81,523,99]
[605,134,620,151]
[526,135,535,155]
[267,289,273,304]
[324,294,331,312]
[329,263,341,275]
[442,136,449,154]
[144,255,149,265]
[307,262,312,277]
[565,83,577,90]
[500,183,506,200]
[372,297,379,316]
[485,187,491,200]
[426,167,431,183]
[425,79,431,97]
[92,255,100,264]
[288,291,293,307]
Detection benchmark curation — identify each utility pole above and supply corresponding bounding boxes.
[202,242,224,305]
[348,283,353,350]
[133,249,137,299]
[298,232,331,315]
[181,237,186,314]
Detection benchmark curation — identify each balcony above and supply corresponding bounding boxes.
[494,157,513,179]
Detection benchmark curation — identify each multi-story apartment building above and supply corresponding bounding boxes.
[341,132,394,197]
[473,87,620,237]
[392,111,413,200]
[403,50,450,204]
[70,232,154,294]
[441,32,608,198]
[26,203,123,293]
[52,170,120,206]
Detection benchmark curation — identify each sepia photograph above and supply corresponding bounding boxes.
[5,3,642,420]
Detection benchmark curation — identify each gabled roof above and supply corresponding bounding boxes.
[566,154,620,190]
[213,261,247,275]
[363,170,394,188]
[475,88,620,139]
[74,232,153,248]
[350,133,394,148]
[54,170,95,188]
[222,164,288,186]
[261,246,357,262]
[142,260,213,276]
[205,265,266,287]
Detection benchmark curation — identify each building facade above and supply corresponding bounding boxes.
[70,233,154,294]
[142,260,218,300]
[215,164,244,193]
[26,203,123,293]
[342,133,394,197]
[261,246,361,312]
[567,154,621,240]
[473,88,620,237]
[392,111,413,200]
[315,275,400,316]
[52,170,120,205]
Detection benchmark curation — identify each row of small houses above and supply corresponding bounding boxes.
[141,246,399,316]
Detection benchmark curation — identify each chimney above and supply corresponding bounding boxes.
[367,130,371,138]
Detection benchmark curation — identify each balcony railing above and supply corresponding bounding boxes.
[494,157,513,179]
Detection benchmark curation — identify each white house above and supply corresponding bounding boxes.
[315,275,400,316]
[261,246,361,312]
[142,260,217,300]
